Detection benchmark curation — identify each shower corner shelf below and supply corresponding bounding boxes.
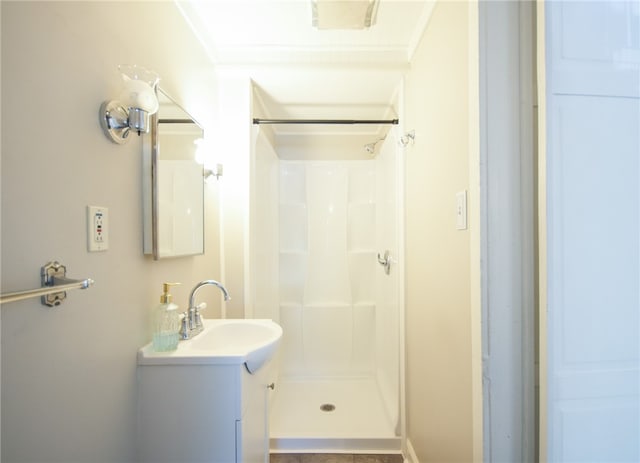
[279,301,303,308]
[353,301,376,308]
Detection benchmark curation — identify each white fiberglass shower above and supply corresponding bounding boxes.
[250,124,403,453]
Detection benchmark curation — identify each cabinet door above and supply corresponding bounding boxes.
[237,400,266,463]
[137,365,240,463]
[239,360,275,462]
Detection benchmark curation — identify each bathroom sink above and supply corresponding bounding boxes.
[190,320,282,372]
[138,319,282,373]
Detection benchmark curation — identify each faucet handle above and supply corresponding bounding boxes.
[194,302,207,330]
[179,312,190,339]
[196,302,207,311]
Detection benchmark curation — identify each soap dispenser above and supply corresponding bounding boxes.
[152,282,181,352]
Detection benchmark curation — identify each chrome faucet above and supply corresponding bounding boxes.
[180,279,231,340]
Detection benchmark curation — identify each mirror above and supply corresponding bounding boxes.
[143,88,205,260]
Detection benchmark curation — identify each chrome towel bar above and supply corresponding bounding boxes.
[0,261,94,306]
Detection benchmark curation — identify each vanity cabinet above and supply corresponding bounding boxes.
[137,358,274,463]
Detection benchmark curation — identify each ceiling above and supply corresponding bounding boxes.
[177,0,434,140]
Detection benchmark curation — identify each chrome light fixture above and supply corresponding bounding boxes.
[99,65,160,144]
[194,138,223,181]
[311,0,379,30]
[204,164,224,182]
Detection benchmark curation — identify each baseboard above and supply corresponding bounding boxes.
[404,437,419,463]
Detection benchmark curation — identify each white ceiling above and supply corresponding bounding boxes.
[177,0,434,137]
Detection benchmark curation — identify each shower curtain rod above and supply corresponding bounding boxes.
[252,118,399,125]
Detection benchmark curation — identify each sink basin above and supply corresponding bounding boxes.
[190,320,282,372]
[138,319,282,373]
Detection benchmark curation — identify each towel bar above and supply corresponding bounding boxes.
[0,261,94,306]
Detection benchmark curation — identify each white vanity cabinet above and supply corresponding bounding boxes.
[137,358,274,463]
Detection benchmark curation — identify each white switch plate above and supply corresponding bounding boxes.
[87,206,108,251]
[456,190,467,230]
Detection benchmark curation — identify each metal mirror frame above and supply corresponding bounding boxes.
[142,88,205,260]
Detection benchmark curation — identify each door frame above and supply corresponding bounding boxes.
[535,1,548,459]
[478,1,537,461]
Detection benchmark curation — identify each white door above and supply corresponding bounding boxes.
[544,2,640,461]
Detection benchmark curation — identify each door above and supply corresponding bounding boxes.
[543,2,640,461]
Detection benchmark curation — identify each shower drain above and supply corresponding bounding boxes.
[320,403,336,412]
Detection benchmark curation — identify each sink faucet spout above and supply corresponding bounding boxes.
[189,279,231,308]
[181,279,231,340]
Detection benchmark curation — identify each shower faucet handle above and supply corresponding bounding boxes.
[377,250,392,275]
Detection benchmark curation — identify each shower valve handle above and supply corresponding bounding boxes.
[377,250,392,275]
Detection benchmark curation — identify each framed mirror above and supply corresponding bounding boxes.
[143,88,205,260]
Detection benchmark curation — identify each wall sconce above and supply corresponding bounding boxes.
[398,130,416,147]
[99,65,160,144]
[204,164,224,181]
[195,138,223,181]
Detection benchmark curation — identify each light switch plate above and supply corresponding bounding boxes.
[87,205,108,251]
[456,190,467,230]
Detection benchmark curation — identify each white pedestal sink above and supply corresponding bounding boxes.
[137,319,282,463]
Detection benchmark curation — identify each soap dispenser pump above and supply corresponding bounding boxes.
[152,282,181,352]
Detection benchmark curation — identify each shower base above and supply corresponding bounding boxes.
[270,377,401,453]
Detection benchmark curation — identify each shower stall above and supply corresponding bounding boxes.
[250,123,404,453]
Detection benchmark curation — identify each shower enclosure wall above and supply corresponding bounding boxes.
[250,128,403,453]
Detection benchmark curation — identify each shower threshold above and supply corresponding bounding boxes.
[270,377,401,453]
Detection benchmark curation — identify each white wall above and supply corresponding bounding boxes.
[1,3,220,462]
[216,72,253,319]
[403,1,481,461]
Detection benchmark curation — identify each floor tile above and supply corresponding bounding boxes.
[271,454,404,463]
[354,454,404,463]
[302,454,354,463]
[270,454,303,463]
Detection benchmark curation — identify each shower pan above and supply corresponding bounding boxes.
[250,126,404,453]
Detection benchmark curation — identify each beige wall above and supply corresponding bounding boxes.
[216,72,253,319]
[404,2,479,461]
[1,3,221,461]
